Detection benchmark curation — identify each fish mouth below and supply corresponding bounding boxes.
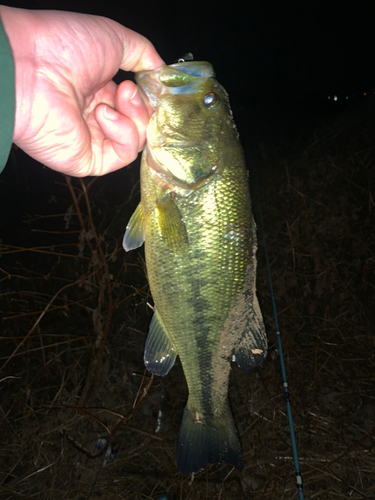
[136,71,162,109]
[136,61,215,109]
[167,61,215,78]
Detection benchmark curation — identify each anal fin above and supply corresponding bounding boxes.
[233,218,268,372]
[234,292,267,372]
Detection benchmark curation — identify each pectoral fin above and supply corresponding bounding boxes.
[123,202,144,251]
[144,308,177,376]
[155,196,188,252]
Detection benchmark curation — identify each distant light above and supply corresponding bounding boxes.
[346,96,349,100]
[334,95,338,101]
[364,92,367,96]
[327,96,331,99]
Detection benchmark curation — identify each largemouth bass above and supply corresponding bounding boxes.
[123,61,267,475]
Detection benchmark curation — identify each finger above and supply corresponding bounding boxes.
[115,80,152,149]
[95,103,141,172]
[116,25,164,72]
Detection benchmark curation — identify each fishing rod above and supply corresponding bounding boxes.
[253,156,304,500]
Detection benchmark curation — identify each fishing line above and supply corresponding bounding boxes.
[252,157,304,500]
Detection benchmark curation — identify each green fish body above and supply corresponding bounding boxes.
[123,61,267,474]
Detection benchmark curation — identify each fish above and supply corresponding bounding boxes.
[123,61,267,475]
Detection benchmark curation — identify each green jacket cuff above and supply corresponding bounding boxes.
[0,14,15,174]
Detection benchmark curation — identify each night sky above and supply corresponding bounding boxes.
[2,0,375,139]
[3,0,375,107]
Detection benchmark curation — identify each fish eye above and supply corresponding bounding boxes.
[203,92,220,109]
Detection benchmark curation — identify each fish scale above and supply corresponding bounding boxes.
[123,61,267,474]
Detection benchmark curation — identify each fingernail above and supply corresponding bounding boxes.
[130,87,142,107]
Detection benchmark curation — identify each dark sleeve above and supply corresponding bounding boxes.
[0,15,15,174]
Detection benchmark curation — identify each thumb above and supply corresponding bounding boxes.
[115,24,164,73]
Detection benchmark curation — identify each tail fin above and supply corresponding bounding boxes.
[177,400,243,475]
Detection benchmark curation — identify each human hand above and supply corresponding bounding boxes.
[0,6,163,176]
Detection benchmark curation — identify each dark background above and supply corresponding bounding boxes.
[2,0,375,151]
[1,3,374,497]
[2,0,375,223]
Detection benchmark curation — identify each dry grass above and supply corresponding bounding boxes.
[0,101,374,499]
